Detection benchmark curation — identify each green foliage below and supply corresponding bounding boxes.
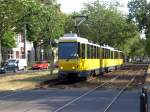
[64,0,139,56]
[128,0,150,56]
[128,0,147,31]
[0,0,65,47]
[121,36,145,56]
[2,30,16,48]
[64,0,143,56]
[80,1,138,47]
[145,38,150,56]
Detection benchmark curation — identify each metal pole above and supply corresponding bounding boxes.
[75,25,80,37]
[24,24,27,59]
[140,88,149,112]
[72,16,88,37]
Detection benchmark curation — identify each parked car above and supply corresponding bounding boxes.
[0,59,27,73]
[32,61,49,70]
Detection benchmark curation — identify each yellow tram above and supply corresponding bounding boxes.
[58,34,123,78]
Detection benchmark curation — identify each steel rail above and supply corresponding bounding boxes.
[0,64,147,112]
[53,75,119,112]
[103,76,135,112]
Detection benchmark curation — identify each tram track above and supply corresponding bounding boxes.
[0,75,120,112]
[52,65,145,112]
[0,64,147,112]
[103,76,135,112]
[53,75,120,112]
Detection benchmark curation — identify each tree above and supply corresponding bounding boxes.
[15,0,65,75]
[63,1,138,55]
[128,0,147,32]
[145,38,150,56]
[128,0,150,56]
[2,30,16,48]
[0,0,28,65]
[0,0,65,71]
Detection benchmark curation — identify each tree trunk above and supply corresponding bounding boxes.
[0,40,2,67]
[33,41,38,62]
[49,44,54,76]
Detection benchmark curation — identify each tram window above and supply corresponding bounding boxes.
[117,52,118,59]
[107,50,109,59]
[111,51,113,59]
[102,48,104,58]
[92,46,93,59]
[119,52,121,59]
[96,47,98,59]
[110,51,113,59]
[87,44,90,59]
[81,44,85,59]
[108,50,109,59]
[91,45,94,59]
[94,46,96,58]
[97,47,99,59]
[104,49,106,58]
[78,43,80,58]
[118,52,120,59]
[100,48,102,58]
[94,46,96,59]
[99,47,101,58]
[121,53,123,59]
[108,50,109,58]
[90,45,92,59]
[106,49,108,59]
[85,44,87,58]
[107,49,109,59]
[114,52,116,59]
[98,47,100,58]
[116,52,118,59]
[105,49,106,59]
[110,51,112,59]
[104,48,106,59]
[95,47,98,59]
[109,50,111,59]
[108,50,110,59]
[103,49,106,59]
[113,51,114,59]
[101,48,104,58]
[89,45,91,59]
[103,48,105,59]
[110,50,112,59]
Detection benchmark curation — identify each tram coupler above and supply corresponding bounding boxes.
[140,88,149,112]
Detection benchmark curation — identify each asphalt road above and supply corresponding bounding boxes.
[0,89,141,112]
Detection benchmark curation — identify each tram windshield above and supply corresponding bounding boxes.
[58,42,79,59]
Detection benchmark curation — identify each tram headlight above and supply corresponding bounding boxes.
[60,67,63,70]
[72,66,75,69]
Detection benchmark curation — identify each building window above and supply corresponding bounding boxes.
[16,51,19,58]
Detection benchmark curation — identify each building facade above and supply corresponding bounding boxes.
[2,33,35,64]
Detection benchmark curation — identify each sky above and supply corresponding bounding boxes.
[57,0,129,14]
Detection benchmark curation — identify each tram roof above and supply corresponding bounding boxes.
[59,36,88,43]
[59,34,122,52]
